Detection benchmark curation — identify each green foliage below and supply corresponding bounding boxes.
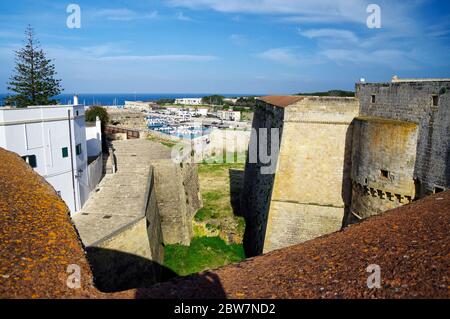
[194,207,219,222]
[85,106,109,124]
[235,96,257,109]
[156,98,175,105]
[295,90,355,97]
[5,26,63,107]
[201,95,225,105]
[164,237,245,276]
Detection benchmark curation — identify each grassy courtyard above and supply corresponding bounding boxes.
[164,159,247,276]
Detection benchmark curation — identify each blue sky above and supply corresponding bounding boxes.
[0,0,449,94]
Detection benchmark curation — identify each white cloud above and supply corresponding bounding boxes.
[98,55,218,62]
[257,48,299,65]
[299,28,358,43]
[167,0,370,24]
[321,49,419,70]
[94,8,158,21]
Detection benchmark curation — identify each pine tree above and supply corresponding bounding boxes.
[5,25,63,107]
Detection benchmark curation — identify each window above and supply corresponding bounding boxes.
[432,95,439,107]
[22,155,37,168]
[434,186,445,194]
[76,144,82,155]
[62,147,69,158]
[371,95,376,103]
[380,169,389,179]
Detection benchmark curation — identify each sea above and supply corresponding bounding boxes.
[0,93,259,107]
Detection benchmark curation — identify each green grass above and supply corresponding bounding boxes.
[147,135,177,148]
[164,237,245,276]
[198,162,245,175]
[160,141,177,148]
[164,161,247,276]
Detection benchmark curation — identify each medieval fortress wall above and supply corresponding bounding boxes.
[264,97,359,253]
[242,79,450,256]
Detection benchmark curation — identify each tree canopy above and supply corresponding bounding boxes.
[85,106,109,125]
[5,26,63,108]
[201,95,225,105]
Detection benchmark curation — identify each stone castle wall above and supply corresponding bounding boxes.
[356,81,450,195]
[152,160,202,245]
[85,167,164,292]
[263,97,359,253]
[241,97,359,256]
[241,81,449,256]
[349,117,419,221]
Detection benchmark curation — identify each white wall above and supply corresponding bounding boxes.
[87,153,103,193]
[86,117,102,157]
[0,105,89,214]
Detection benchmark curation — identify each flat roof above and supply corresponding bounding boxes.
[391,76,450,83]
[0,104,80,110]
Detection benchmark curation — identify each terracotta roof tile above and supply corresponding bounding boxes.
[133,191,450,299]
[259,96,304,108]
[0,148,102,298]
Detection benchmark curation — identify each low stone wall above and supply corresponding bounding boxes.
[78,165,164,292]
[152,160,202,245]
[107,109,148,131]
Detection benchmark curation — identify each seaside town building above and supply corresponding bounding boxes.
[0,99,102,214]
[218,110,241,122]
[175,98,203,105]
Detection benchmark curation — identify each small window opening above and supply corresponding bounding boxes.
[76,144,82,155]
[22,155,37,168]
[381,169,389,179]
[371,95,376,103]
[432,95,439,107]
[62,147,69,158]
[434,186,445,194]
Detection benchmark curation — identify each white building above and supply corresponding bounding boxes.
[175,98,203,105]
[85,116,102,158]
[218,110,241,122]
[0,103,91,214]
[190,108,208,117]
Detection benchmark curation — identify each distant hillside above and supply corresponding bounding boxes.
[295,90,355,97]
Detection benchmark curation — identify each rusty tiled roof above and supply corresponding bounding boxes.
[0,148,101,298]
[259,96,304,108]
[133,191,450,299]
[0,147,449,299]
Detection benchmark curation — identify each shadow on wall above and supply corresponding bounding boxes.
[229,169,245,217]
[134,270,227,299]
[341,120,356,228]
[86,247,177,293]
[240,105,285,258]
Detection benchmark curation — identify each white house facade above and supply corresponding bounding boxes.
[0,104,90,214]
[175,98,202,105]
